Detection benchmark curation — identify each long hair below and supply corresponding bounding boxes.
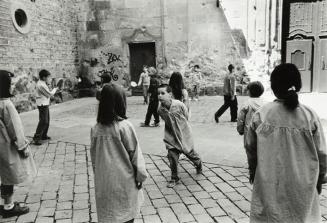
[168,72,185,101]
[97,83,127,125]
[0,70,14,98]
[270,63,302,110]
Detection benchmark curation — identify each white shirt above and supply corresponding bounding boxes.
[35,80,56,106]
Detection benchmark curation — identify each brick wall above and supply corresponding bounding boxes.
[0,0,80,112]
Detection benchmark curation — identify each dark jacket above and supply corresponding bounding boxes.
[148,75,160,102]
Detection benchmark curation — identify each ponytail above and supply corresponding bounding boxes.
[283,87,299,110]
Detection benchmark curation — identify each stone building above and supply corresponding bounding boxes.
[0,0,244,111]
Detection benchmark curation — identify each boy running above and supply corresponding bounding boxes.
[157,84,202,188]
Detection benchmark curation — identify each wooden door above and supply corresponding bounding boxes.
[286,39,313,92]
[129,42,156,95]
[318,39,327,92]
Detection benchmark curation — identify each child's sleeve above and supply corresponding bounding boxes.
[120,121,148,183]
[3,101,29,150]
[312,117,327,185]
[38,83,53,98]
[245,112,260,179]
[237,105,248,135]
[90,128,96,172]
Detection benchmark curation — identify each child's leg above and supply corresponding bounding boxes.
[1,184,14,208]
[185,150,202,169]
[33,106,48,142]
[167,149,180,181]
[42,106,50,138]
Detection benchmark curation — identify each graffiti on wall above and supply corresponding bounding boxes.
[96,51,124,83]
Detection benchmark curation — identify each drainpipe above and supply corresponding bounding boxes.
[160,0,166,66]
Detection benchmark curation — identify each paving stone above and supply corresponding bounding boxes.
[175,213,195,223]
[157,207,179,223]
[42,192,57,200]
[91,212,98,222]
[181,196,199,205]
[186,184,202,192]
[214,216,236,223]
[215,182,236,193]
[152,198,169,208]
[225,191,244,201]
[207,206,226,217]
[38,207,56,217]
[141,206,157,215]
[175,190,192,198]
[72,209,90,222]
[165,194,182,204]
[194,191,211,199]
[193,213,215,223]
[143,215,162,223]
[41,200,57,208]
[35,217,54,223]
[55,210,73,220]
[188,204,206,215]
[147,190,164,199]
[73,200,89,209]
[57,201,72,210]
[16,212,37,223]
[199,198,219,208]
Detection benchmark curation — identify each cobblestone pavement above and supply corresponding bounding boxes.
[1,141,326,223]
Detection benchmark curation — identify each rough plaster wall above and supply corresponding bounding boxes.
[0,0,79,112]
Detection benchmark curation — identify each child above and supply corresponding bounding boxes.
[0,70,37,218]
[214,64,238,123]
[90,83,147,223]
[33,70,58,145]
[246,64,327,222]
[140,67,160,127]
[157,84,202,188]
[169,72,190,111]
[190,65,203,101]
[138,65,150,105]
[96,73,111,101]
[237,81,265,156]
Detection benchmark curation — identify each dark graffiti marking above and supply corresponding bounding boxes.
[99,67,119,81]
[101,51,121,65]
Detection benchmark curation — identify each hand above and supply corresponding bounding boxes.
[18,148,29,158]
[136,181,142,190]
[231,96,235,101]
[249,173,255,184]
[317,183,322,194]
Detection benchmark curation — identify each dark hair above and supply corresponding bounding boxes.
[39,69,51,80]
[101,74,111,84]
[270,63,302,110]
[169,72,185,101]
[97,83,127,125]
[158,83,172,93]
[0,70,14,98]
[247,81,264,98]
[228,64,234,73]
[194,65,200,69]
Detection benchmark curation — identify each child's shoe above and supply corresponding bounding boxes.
[140,122,150,127]
[2,202,29,218]
[151,122,160,127]
[196,162,203,174]
[167,179,180,188]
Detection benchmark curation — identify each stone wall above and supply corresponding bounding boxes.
[0,0,80,112]
[77,0,244,95]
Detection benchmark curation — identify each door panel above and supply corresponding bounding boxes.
[318,39,327,92]
[286,39,313,92]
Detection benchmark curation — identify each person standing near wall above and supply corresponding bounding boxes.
[137,65,150,105]
[96,73,112,101]
[214,64,238,123]
[0,70,37,218]
[33,70,58,145]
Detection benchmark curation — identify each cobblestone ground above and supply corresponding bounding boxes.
[0,141,326,223]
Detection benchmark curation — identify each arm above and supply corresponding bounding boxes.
[138,73,143,86]
[182,89,190,111]
[120,122,148,186]
[38,83,56,98]
[90,128,96,172]
[237,105,248,135]
[230,76,236,99]
[4,101,29,151]
[245,113,260,184]
[312,118,327,193]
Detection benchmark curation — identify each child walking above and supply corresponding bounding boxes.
[157,84,202,188]
[0,70,37,218]
[237,81,265,166]
[90,83,147,223]
[246,64,327,222]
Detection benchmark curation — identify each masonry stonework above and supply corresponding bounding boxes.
[0,0,80,111]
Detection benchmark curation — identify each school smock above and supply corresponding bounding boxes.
[246,100,327,223]
[90,119,147,223]
[0,98,37,185]
[237,97,265,146]
[158,99,194,154]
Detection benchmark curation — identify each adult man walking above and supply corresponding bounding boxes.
[214,64,238,123]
